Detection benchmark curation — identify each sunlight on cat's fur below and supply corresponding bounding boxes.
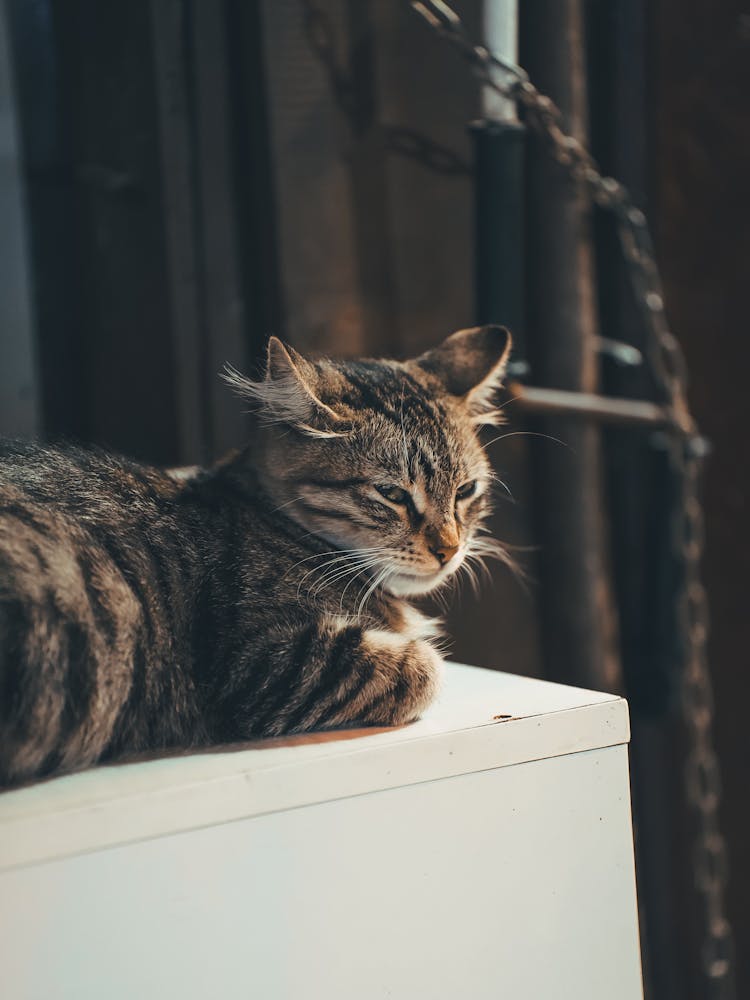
[0,326,515,786]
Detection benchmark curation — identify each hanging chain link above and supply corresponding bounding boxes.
[408,2,735,997]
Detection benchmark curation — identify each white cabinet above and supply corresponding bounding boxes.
[0,664,643,999]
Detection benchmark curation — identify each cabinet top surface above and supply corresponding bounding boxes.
[0,665,629,871]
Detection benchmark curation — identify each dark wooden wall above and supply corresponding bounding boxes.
[0,0,40,439]
[652,2,750,995]
[9,0,181,463]
[7,0,279,465]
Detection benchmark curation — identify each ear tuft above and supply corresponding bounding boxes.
[416,326,512,425]
[222,361,256,398]
[222,337,347,438]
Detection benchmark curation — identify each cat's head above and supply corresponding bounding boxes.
[226,327,512,598]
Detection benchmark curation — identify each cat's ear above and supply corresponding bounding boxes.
[416,325,512,425]
[223,337,346,439]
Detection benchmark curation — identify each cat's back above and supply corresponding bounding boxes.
[0,438,182,526]
[0,438,200,645]
[0,441,207,784]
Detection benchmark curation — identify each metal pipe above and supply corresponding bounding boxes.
[473,1,525,355]
[508,382,671,429]
[481,0,518,122]
[522,0,622,693]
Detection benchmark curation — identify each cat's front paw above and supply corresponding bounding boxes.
[355,629,444,727]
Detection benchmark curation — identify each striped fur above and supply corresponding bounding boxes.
[0,327,511,785]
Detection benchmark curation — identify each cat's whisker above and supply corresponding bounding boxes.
[310,557,381,598]
[312,555,376,585]
[298,551,367,586]
[429,582,452,614]
[486,472,515,501]
[308,564,365,599]
[465,537,532,594]
[297,556,355,597]
[355,564,391,618]
[452,570,469,603]
[431,636,453,658]
[339,559,386,607]
[460,558,481,597]
[302,547,398,601]
[299,555,375,600]
[270,495,305,514]
[285,546,385,582]
[474,550,496,579]
[338,568,373,614]
[354,571,381,619]
[318,547,395,579]
[496,392,523,412]
[484,429,573,451]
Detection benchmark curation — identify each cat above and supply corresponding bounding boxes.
[0,325,512,786]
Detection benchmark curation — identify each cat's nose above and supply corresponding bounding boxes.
[430,541,460,566]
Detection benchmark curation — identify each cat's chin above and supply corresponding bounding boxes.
[384,565,457,598]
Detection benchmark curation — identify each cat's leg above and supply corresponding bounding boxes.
[233,615,444,738]
[320,623,444,730]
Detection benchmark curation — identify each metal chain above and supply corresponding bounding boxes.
[407,2,735,997]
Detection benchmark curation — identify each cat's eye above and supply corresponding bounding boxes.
[376,485,410,505]
[456,480,477,501]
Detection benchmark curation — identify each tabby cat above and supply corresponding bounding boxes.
[0,326,512,786]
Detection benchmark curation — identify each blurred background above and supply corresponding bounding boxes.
[0,1,748,997]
